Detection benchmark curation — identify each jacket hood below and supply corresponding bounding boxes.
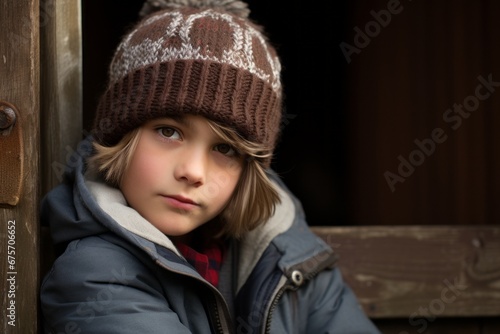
[41,137,106,245]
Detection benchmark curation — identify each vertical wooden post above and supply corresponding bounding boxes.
[40,0,83,194]
[39,0,83,281]
[38,1,83,330]
[0,0,40,333]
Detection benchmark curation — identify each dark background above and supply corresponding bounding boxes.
[82,0,500,227]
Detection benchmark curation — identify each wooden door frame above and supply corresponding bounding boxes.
[0,0,82,333]
[0,0,40,333]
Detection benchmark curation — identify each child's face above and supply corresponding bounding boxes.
[120,115,244,237]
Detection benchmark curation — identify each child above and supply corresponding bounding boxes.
[40,0,381,333]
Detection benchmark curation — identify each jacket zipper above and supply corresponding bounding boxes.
[210,293,225,334]
[154,258,234,334]
[264,283,291,334]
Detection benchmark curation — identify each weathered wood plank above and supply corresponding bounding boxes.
[0,0,40,333]
[311,226,500,319]
[39,0,83,281]
[41,0,82,193]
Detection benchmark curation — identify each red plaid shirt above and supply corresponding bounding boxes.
[175,241,225,287]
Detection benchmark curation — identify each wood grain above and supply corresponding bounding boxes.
[344,0,500,226]
[312,226,500,319]
[40,0,83,194]
[0,0,40,333]
[39,0,83,282]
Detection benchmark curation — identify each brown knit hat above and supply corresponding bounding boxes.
[92,0,283,163]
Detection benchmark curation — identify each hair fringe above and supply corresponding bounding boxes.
[88,129,142,186]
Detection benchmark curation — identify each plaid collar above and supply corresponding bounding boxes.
[175,240,226,287]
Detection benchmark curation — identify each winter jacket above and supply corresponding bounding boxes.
[40,137,381,334]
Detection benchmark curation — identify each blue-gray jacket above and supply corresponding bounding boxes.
[40,138,381,334]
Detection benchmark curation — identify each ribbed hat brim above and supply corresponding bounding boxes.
[93,59,281,155]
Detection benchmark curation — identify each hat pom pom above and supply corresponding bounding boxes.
[139,0,251,18]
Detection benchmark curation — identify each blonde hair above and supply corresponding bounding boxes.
[87,119,281,239]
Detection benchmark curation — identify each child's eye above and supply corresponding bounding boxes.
[157,127,181,140]
[214,143,238,157]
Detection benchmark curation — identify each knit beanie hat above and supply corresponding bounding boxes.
[92,0,283,164]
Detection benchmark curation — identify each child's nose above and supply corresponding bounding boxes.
[174,148,206,186]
